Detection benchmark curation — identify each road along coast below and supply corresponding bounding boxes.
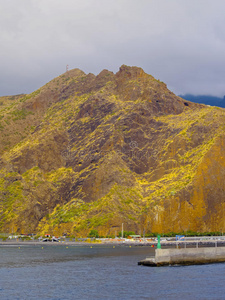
[1,237,225,247]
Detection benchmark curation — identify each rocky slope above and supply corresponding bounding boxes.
[0,65,225,236]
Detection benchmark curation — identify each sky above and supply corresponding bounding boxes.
[1,0,225,97]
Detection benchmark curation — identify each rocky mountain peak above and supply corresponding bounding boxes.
[64,68,86,78]
[0,65,224,237]
[116,64,148,79]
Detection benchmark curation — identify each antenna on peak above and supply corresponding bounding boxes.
[66,64,69,72]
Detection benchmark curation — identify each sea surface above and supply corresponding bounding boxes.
[0,244,225,300]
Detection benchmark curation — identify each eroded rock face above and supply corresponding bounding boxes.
[0,65,225,236]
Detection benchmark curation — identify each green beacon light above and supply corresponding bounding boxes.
[157,234,161,249]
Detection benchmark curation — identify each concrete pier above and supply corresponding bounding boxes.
[138,247,225,266]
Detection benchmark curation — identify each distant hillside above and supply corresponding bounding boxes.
[1,65,225,237]
[180,94,225,108]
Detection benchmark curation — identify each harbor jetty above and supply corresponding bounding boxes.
[138,247,225,266]
[138,235,225,266]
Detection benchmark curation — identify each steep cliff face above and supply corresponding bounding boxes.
[0,65,225,236]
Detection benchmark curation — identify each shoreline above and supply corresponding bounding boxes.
[1,239,225,248]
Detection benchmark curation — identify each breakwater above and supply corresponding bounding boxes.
[138,247,225,266]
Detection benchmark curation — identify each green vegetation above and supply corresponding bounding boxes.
[118,231,135,238]
[0,235,8,241]
[0,173,25,229]
[10,109,34,121]
[88,230,99,238]
[145,231,224,237]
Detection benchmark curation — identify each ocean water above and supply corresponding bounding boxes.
[0,244,225,300]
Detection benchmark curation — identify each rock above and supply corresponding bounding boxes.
[0,65,224,236]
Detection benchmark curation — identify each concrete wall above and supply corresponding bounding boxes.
[155,247,225,265]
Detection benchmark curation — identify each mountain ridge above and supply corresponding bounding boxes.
[0,65,225,236]
[180,94,225,108]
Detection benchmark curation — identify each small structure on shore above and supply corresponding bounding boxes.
[127,235,141,239]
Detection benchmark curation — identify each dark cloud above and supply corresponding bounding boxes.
[1,0,225,96]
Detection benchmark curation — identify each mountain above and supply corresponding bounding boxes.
[1,65,225,237]
[180,94,225,108]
